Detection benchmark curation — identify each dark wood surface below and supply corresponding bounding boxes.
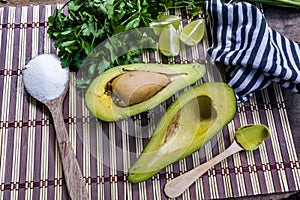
[1,0,299,199]
[264,6,300,162]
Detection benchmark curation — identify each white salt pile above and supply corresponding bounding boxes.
[23,54,69,102]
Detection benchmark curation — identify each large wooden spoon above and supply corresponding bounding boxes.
[164,124,270,198]
[23,54,89,199]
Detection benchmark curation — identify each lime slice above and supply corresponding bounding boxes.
[159,24,180,57]
[150,15,180,35]
[180,19,205,46]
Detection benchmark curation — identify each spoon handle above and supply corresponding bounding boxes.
[164,140,243,198]
[48,102,89,200]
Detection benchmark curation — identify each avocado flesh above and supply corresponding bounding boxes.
[128,82,236,183]
[85,63,206,122]
[235,124,270,151]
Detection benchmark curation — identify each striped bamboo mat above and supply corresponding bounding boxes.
[0,4,300,200]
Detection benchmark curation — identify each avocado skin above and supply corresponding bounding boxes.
[127,82,236,183]
[85,63,206,122]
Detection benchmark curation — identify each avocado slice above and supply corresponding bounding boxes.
[85,63,206,121]
[128,82,236,183]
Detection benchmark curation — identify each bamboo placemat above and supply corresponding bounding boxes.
[0,4,300,200]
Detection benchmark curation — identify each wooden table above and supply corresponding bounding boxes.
[264,5,300,160]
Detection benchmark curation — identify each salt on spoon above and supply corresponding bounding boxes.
[23,54,69,102]
[23,54,89,199]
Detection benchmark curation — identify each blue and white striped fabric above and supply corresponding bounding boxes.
[205,0,300,102]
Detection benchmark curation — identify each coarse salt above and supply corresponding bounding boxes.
[23,54,69,102]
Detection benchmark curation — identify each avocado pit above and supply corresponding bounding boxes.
[110,71,187,107]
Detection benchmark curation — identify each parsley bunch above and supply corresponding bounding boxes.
[47,0,202,71]
[47,0,300,72]
[48,0,151,70]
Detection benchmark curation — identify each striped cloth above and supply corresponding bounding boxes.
[205,0,300,102]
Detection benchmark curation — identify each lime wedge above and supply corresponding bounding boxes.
[180,19,205,46]
[158,24,180,57]
[150,15,180,35]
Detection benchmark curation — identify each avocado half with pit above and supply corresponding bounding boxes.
[128,82,236,183]
[85,63,206,121]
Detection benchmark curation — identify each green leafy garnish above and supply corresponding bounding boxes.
[47,0,300,81]
[48,0,202,71]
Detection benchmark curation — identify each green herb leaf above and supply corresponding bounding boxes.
[48,0,300,88]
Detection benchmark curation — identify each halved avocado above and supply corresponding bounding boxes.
[128,82,236,183]
[85,63,206,121]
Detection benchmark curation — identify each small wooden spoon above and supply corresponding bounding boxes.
[164,124,270,198]
[23,54,89,199]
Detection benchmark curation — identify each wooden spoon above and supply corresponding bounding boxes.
[164,124,270,198]
[23,54,89,200]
